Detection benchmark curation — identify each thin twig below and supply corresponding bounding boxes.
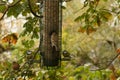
[0,6,8,21]
[27,0,43,18]
[91,53,120,71]
[0,0,22,21]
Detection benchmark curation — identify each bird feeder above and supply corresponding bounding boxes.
[40,0,62,67]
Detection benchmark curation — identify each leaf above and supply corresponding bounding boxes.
[86,27,97,35]
[31,27,39,39]
[0,5,6,13]
[85,13,90,23]
[62,6,66,9]
[78,27,86,33]
[2,33,18,44]
[100,10,113,21]
[74,13,85,22]
[116,48,120,54]
[22,40,35,48]
[21,17,39,38]
[102,0,108,2]
[118,0,120,2]
[109,64,115,72]
[110,73,117,80]
[21,1,30,16]
[29,0,39,13]
[96,16,101,26]
[92,15,101,27]
[23,21,33,33]
[7,3,23,18]
[104,12,113,20]
[78,26,97,35]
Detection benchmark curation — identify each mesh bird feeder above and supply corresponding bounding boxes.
[40,0,62,67]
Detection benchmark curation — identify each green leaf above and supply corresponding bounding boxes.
[118,0,120,2]
[20,17,39,39]
[26,17,33,20]
[62,6,66,9]
[22,40,35,48]
[21,1,30,16]
[31,27,39,39]
[0,5,6,13]
[85,13,90,23]
[7,3,23,18]
[23,21,33,33]
[22,10,28,16]
[103,0,108,2]
[74,13,85,22]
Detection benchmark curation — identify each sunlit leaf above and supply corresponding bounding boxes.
[7,3,23,18]
[74,13,85,22]
[104,12,113,20]
[22,39,35,48]
[100,10,113,21]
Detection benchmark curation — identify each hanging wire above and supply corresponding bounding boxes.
[39,0,44,67]
[58,0,62,67]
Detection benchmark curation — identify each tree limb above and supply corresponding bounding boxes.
[27,0,43,18]
[91,53,120,71]
[0,0,22,21]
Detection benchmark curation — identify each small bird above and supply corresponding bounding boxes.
[12,61,20,70]
[51,32,59,51]
[62,50,70,58]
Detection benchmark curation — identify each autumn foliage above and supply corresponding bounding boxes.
[2,33,18,44]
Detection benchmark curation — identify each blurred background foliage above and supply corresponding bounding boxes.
[0,0,120,80]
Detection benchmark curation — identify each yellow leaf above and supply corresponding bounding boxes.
[86,27,97,35]
[78,27,85,33]
[104,12,113,20]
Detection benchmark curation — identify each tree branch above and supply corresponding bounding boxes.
[0,0,22,21]
[27,0,43,18]
[0,6,8,21]
[91,53,120,71]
